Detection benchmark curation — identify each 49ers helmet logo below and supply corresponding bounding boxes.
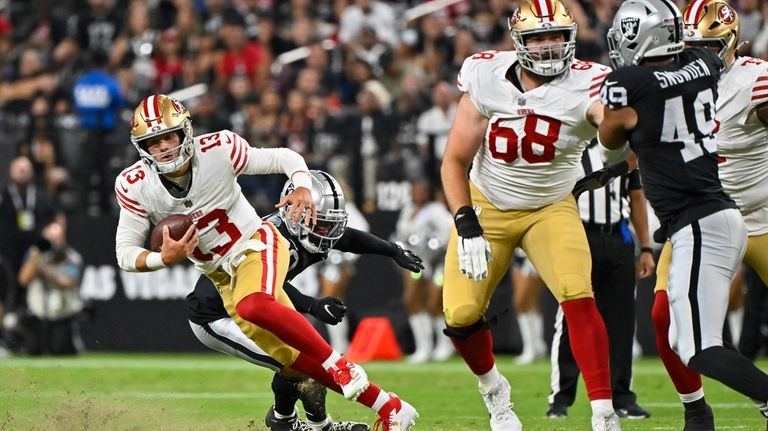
[509,8,522,25]
[170,97,187,115]
[718,5,735,24]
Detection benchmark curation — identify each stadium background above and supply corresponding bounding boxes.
[0,0,767,355]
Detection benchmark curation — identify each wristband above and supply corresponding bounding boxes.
[145,252,168,270]
[640,247,654,255]
[454,206,483,238]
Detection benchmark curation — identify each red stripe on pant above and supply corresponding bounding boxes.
[652,291,703,395]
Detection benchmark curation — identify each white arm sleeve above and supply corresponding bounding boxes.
[598,135,630,165]
[115,208,151,272]
[242,147,311,189]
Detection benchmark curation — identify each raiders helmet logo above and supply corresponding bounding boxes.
[621,17,640,41]
[718,5,735,24]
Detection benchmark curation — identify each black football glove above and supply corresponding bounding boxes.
[309,297,347,325]
[393,243,424,273]
[572,160,630,198]
[35,236,52,252]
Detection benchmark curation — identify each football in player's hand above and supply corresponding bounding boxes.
[150,214,194,252]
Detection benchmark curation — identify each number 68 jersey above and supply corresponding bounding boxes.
[115,129,302,274]
[458,50,610,210]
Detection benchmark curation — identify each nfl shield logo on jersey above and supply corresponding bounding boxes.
[621,17,640,41]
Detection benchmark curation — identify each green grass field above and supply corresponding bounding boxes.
[0,353,764,430]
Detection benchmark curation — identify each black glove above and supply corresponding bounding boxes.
[35,236,52,252]
[454,206,483,238]
[393,243,424,273]
[572,160,630,198]
[309,297,347,325]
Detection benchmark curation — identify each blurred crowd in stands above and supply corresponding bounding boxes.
[1,0,768,355]
[1,0,768,215]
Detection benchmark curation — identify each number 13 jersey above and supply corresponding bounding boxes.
[115,129,304,274]
[458,50,610,210]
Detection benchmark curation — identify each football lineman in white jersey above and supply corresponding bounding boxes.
[439,1,621,430]
[114,94,418,430]
[651,1,768,429]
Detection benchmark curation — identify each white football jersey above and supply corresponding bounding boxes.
[115,130,301,274]
[458,51,610,210]
[716,56,768,221]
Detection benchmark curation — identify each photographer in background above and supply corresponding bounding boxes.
[18,217,83,355]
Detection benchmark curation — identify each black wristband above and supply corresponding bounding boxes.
[454,206,483,238]
[606,160,630,178]
[640,246,654,254]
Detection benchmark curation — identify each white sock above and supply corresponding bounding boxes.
[274,407,297,420]
[327,319,350,353]
[372,390,391,413]
[477,364,501,393]
[409,312,433,354]
[307,417,332,431]
[728,307,744,347]
[590,399,614,418]
[321,351,343,370]
[679,388,705,403]
[517,312,534,356]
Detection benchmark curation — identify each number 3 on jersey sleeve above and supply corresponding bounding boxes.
[488,115,561,164]
[192,208,243,261]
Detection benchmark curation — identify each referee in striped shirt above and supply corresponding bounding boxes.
[547,141,656,419]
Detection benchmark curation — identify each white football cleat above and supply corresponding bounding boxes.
[592,412,622,431]
[329,358,369,401]
[480,375,523,431]
[375,393,418,431]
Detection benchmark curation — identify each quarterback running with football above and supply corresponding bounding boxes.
[440,1,620,430]
[114,95,418,430]
[187,170,424,431]
[647,1,768,429]
[598,1,768,430]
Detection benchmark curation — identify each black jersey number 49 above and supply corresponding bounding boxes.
[661,88,718,162]
[602,85,717,163]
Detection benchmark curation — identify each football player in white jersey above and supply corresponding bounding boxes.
[114,95,417,430]
[440,1,621,430]
[649,1,768,429]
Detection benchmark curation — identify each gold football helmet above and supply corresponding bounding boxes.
[508,0,577,76]
[130,94,194,174]
[683,0,740,66]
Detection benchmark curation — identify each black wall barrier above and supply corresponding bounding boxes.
[69,213,657,355]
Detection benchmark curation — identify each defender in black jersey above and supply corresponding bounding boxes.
[599,0,768,429]
[187,173,423,431]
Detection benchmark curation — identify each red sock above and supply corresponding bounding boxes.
[450,327,495,375]
[236,292,333,362]
[561,298,612,400]
[290,353,383,409]
[652,291,703,394]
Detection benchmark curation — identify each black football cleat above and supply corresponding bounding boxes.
[682,404,715,431]
[265,406,312,431]
[614,402,651,419]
